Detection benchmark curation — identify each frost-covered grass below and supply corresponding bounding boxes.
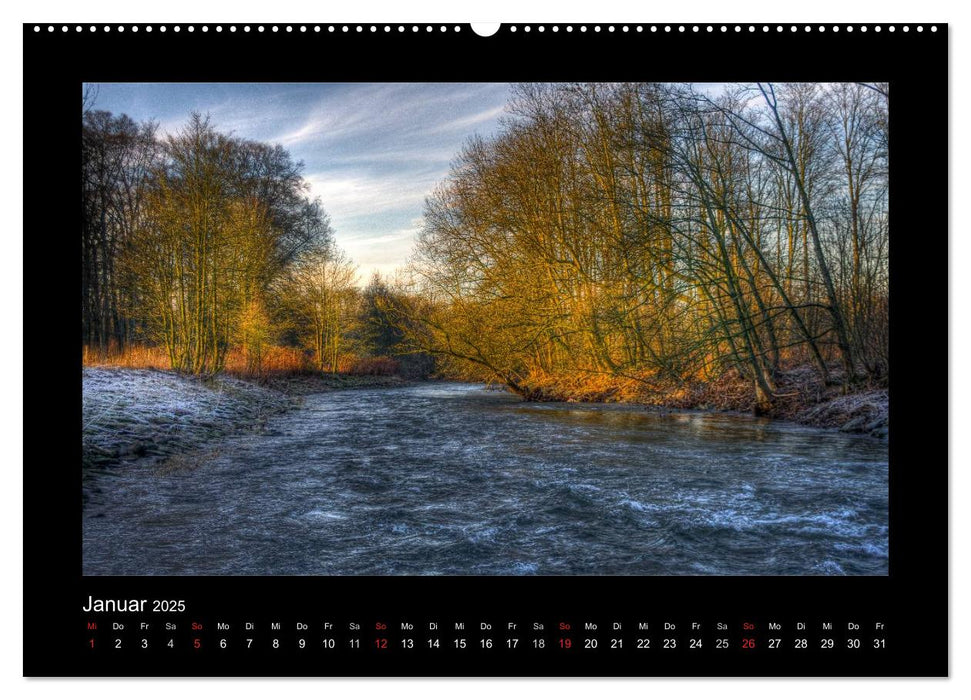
[82,368,293,470]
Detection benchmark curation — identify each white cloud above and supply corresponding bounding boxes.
[429,104,507,135]
[271,84,427,147]
[269,83,509,148]
[305,174,435,220]
[339,219,425,286]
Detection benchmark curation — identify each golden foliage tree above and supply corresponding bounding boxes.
[410,83,890,409]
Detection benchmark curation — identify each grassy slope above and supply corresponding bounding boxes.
[82,368,294,470]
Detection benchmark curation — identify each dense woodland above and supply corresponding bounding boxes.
[83,82,889,414]
[82,101,421,377]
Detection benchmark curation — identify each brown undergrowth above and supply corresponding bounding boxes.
[83,344,402,380]
[506,366,888,437]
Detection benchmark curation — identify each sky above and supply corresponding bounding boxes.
[87,83,514,282]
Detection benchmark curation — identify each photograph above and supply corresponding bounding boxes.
[80,81,890,577]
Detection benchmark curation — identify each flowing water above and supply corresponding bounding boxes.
[83,382,889,576]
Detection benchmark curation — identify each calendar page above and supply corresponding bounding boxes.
[23,21,946,677]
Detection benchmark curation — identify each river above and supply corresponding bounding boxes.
[82,382,889,576]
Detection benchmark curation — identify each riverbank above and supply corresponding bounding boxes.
[503,366,889,438]
[82,368,412,471]
[82,368,293,471]
[668,368,888,438]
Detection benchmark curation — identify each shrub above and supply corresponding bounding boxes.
[346,356,400,376]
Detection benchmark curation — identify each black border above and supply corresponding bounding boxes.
[24,23,948,677]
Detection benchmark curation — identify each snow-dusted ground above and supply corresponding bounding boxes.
[796,389,889,437]
[82,368,293,470]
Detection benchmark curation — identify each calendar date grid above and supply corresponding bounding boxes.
[83,616,888,657]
